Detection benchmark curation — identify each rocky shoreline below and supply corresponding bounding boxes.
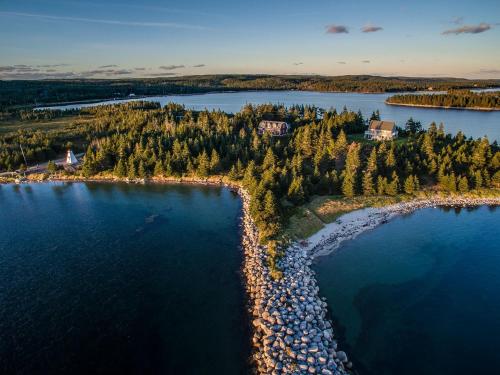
[241,188,350,375]
[4,177,499,374]
[241,194,499,375]
[304,197,500,259]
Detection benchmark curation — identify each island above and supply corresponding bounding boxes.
[1,102,499,374]
[386,90,500,111]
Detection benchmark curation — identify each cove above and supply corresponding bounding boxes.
[314,206,500,375]
[0,182,249,374]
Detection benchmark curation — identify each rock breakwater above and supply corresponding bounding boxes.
[241,189,350,375]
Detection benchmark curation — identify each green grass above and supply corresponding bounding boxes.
[348,133,408,146]
[285,194,409,240]
[0,115,91,135]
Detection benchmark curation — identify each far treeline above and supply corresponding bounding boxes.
[1,102,499,278]
[1,75,500,108]
[387,90,500,109]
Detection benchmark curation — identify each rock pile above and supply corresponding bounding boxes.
[241,189,349,375]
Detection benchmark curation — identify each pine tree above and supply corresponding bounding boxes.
[377,176,387,195]
[114,158,127,177]
[458,176,469,193]
[362,147,377,196]
[404,175,416,195]
[386,171,399,196]
[153,160,164,176]
[197,151,210,177]
[341,143,360,198]
[81,147,96,178]
[287,175,305,205]
[210,149,220,174]
[474,170,483,189]
[47,160,57,174]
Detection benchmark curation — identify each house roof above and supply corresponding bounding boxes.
[259,120,288,126]
[369,120,395,131]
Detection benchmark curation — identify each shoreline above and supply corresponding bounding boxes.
[303,197,500,259]
[385,101,500,112]
[3,177,500,374]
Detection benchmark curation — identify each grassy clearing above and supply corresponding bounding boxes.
[0,114,92,135]
[348,133,408,146]
[283,190,500,240]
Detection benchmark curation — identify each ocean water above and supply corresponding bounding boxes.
[41,90,500,141]
[314,206,500,375]
[0,182,249,375]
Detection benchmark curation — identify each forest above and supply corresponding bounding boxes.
[387,90,500,109]
[1,75,499,108]
[1,102,499,261]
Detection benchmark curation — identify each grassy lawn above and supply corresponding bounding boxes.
[0,114,92,135]
[348,133,408,146]
[285,194,407,240]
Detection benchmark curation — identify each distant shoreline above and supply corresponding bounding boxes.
[385,101,500,112]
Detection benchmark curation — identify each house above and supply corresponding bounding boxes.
[258,120,290,136]
[364,120,398,141]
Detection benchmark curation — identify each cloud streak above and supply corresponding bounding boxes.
[159,65,185,70]
[442,22,491,35]
[193,64,205,68]
[326,24,348,34]
[0,11,207,30]
[361,24,383,33]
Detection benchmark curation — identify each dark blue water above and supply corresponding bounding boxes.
[0,182,249,375]
[314,206,500,375]
[41,91,500,141]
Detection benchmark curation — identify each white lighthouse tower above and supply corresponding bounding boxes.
[66,149,78,165]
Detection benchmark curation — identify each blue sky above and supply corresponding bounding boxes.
[0,0,499,79]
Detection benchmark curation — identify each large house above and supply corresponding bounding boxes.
[364,120,397,141]
[258,120,290,136]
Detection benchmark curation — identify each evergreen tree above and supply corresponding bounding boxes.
[114,158,127,177]
[362,147,377,196]
[47,160,57,174]
[342,143,360,197]
[210,149,220,174]
[287,175,305,205]
[197,151,210,177]
[458,176,469,193]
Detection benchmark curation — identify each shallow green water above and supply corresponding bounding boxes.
[0,182,249,374]
[314,206,500,375]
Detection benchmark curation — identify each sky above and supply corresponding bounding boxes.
[0,0,499,79]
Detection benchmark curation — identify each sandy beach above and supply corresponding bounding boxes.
[302,197,500,259]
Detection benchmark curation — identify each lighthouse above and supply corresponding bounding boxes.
[66,149,78,165]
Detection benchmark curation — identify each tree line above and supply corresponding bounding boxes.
[2,75,499,108]
[387,90,500,109]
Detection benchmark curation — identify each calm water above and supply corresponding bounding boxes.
[42,91,500,141]
[314,206,500,375]
[0,182,249,375]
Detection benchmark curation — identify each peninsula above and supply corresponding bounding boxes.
[1,102,500,374]
[386,90,500,111]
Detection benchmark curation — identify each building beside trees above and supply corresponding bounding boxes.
[258,120,290,136]
[364,120,397,141]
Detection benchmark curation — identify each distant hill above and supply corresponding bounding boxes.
[1,74,499,109]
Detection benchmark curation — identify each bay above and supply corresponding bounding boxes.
[314,206,500,375]
[0,182,249,375]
